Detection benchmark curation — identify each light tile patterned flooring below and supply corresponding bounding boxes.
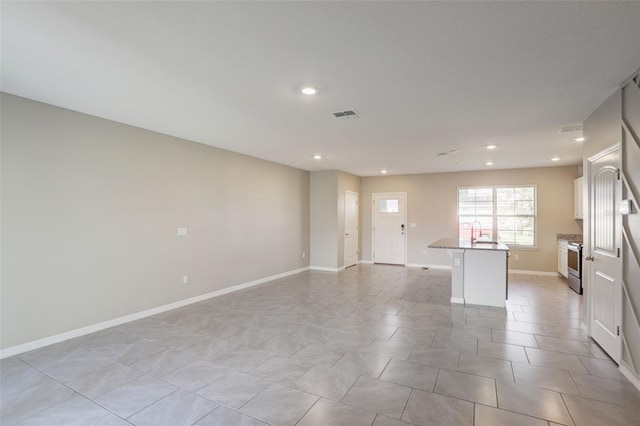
[2,265,639,425]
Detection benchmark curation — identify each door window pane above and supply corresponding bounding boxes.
[380,199,399,213]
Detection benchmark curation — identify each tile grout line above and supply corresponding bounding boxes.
[12,356,125,423]
[376,357,393,380]
[190,404,223,425]
[559,392,578,426]
[370,412,379,426]
[338,373,363,404]
[433,368,442,393]
[292,394,321,426]
[122,388,182,421]
[476,401,561,425]
[399,387,414,422]
[567,371,587,399]
[20,348,208,421]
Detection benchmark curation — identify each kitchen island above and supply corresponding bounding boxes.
[428,238,510,308]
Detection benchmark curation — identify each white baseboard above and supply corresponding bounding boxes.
[428,264,453,270]
[309,265,345,272]
[508,269,558,276]
[0,266,310,359]
[358,260,373,264]
[406,263,451,270]
[451,297,465,304]
[620,361,640,392]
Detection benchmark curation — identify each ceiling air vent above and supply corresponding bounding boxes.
[559,125,583,133]
[333,109,360,119]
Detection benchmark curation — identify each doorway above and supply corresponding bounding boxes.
[372,192,407,265]
[344,191,359,268]
[588,144,622,362]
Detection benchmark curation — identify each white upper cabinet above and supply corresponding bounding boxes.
[574,176,584,219]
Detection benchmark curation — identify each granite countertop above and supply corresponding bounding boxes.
[428,237,510,252]
[557,233,583,242]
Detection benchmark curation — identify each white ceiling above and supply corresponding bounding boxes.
[2,1,639,176]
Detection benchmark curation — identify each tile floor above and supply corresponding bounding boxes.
[2,265,639,425]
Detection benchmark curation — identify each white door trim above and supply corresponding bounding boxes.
[585,142,622,336]
[587,142,621,162]
[585,142,622,363]
[371,192,408,265]
[344,190,359,268]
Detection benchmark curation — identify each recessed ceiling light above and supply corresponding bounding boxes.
[301,87,318,95]
[313,154,322,160]
[381,169,388,174]
[486,145,497,150]
[572,137,585,142]
[449,149,459,154]
[551,157,560,161]
[485,162,494,166]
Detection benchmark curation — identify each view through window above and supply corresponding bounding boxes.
[458,186,536,247]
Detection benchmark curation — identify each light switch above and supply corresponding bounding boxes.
[410,223,417,228]
[177,227,188,236]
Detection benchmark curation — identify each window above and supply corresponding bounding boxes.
[379,199,399,213]
[458,186,536,247]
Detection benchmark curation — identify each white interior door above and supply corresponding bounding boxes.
[588,145,622,362]
[344,191,359,268]
[373,193,407,265]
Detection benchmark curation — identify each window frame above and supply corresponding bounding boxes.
[457,185,538,249]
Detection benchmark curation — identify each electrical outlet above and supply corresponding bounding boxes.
[177,227,188,237]
[302,252,306,259]
[182,275,189,284]
[514,254,520,261]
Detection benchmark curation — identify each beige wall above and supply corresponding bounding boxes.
[309,170,361,269]
[582,89,622,327]
[310,171,338,269]
[583,90,622,158]
[584,78,640,381]
[361,166,582,272]
[337,171,361,268]
[1,93,310,350]
[621,75,640,381]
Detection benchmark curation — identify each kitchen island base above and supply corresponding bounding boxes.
[429,238,509,309]
[463,248,508,307]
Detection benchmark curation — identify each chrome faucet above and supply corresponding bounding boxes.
[471,221,482,243]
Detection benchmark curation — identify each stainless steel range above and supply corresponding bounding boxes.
[567,241,583,294]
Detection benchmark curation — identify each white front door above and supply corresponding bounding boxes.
[373,193,407,265]
[344,191,359,268]
[588,145,622,362]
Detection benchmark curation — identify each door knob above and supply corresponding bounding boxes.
[585,256,594,261]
